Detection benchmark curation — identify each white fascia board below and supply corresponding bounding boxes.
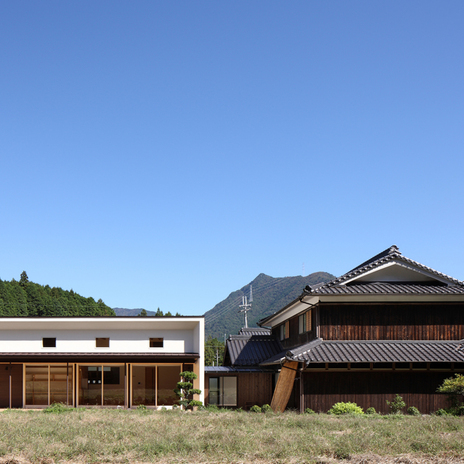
[342,261,451,286]
[264,296,319,328]
[0,317,204,331]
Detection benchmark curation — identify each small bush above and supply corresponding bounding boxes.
[304,408,316,414]
[407,406,421,416]
[261,404,272,413]
[136,404,147,410]
[328,402,364,415]
[366,407,376,415]
[235,407,243,413]
[250,405,262,413]
[43,403,71,414]
[435,408,451,416]
[386,394,406,414]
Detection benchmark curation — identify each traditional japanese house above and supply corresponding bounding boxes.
[212,246,464,414]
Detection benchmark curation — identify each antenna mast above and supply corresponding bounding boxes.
[238,285,252,328]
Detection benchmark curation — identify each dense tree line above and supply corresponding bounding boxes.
[0,272,114,317]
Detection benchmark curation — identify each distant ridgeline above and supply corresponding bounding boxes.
[0,272,114,317]
[205,272,335,340]
[113,308,181,317]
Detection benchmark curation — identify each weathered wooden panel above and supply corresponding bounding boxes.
[0,364,23,408]
[270,361,298,412]
[319,303,464,341]
[302,370,455,414]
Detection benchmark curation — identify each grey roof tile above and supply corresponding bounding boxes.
[226,334,283,367]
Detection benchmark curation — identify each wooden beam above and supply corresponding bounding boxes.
[270,361,298,413]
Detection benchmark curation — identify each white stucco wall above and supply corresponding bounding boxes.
[0,317,203,354]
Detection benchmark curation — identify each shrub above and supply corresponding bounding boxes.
[328,402,364,415]
[407,406,421,416]
[43,403,71,414]
[366,407,376,415]
[386,394,406,414]
[250,405,262,413]
[304,408,316,414]
[435,408,451,416]
[261,404,272,413]
[136,404,147,410]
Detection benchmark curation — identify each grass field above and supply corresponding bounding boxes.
[0,408,464,463]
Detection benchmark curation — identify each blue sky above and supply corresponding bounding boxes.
[1,2,463,315]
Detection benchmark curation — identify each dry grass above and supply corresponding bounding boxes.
[0,408,463,463]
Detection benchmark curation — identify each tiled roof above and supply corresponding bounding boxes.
[238,327,271,336]
[261,339,464,365]
[309,283,464,295]
[311,245,464,290]
[226,334,283,367]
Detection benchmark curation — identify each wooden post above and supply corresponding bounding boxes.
[270,361,298,413]
[8,363,12,409]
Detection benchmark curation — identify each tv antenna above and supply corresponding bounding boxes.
[239,285,252,328]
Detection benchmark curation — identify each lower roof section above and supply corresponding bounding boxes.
[0,352,199,363]
[261,339,464,366]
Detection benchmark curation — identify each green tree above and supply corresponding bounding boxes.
[174,371,202,410]
[155,307,164,317]
[139,309,147,317]
[19,271,29,287]
[437,374,464,410]
[204,336,225,366]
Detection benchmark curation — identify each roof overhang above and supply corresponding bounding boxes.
[258,295,319,328]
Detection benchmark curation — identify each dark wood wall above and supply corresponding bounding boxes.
[0,364,23,408]
[302,370,454,414]
[272,311,317,349]
[319,303,464,341]
[205,372,273,409]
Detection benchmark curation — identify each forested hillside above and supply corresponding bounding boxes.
[0,272,114,317]
[205,272,335,339]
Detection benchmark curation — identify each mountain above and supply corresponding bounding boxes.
[113,308,157,316]
[0,272,114,316]
[205,272,335,339]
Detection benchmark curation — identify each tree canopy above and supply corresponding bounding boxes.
[0,272,114,317]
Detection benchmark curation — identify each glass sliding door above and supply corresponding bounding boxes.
[25,365,48,406]
[157,365,181,406]
[25,365,74,407]
[103,366,125,406]
[131,364,182,407]
[78,364,125,407]
[132,366,156,406]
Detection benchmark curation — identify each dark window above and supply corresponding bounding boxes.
[306,363,326,370]
[430,362,452,370]
[150,338,163,348]
[329,363,348,369]
[43,338,56,348]
[208,376,237,407]
[96,338,110,348]
[395,362,410,370]
[373,363,393,369]
[183,363,194,372]
[351,363,371,369]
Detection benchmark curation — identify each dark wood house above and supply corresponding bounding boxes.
[210,246,464,414]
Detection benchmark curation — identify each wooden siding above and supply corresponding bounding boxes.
[272,311,317,349]
[319,303,464,341]
[205,372,273,409]
[302,370,456,414]
[0,364,23,408]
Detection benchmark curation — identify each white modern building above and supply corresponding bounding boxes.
[0,317,204,408]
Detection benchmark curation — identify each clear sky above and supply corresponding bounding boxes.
[1,1,463,316]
